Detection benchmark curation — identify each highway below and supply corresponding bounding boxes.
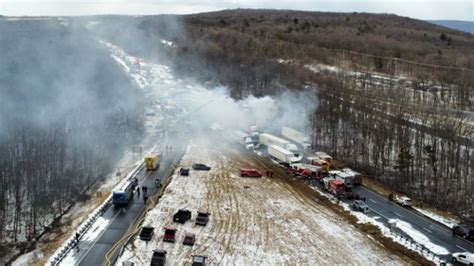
[71,142,186,266]
[351,186,474,259]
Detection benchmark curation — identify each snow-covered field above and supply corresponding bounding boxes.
[414,207,459,229]
[116,139,403,265]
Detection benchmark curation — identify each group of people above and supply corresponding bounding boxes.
[265,170,274,177]
[136,185,149,203]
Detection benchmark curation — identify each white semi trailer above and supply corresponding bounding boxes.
[281,126,311,149]
[268,145,300,164]
[259,133,301,160]
[233,130,254,149]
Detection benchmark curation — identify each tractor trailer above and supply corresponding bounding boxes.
[281,126,311,149]
[233,130,254,149]
[259,133,302,160]
[268,145,300,164]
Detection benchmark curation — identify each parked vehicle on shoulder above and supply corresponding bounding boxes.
[451,252,474,265]
[240,168,262,177]
[452,225,474,240]
[173,209,192,224]
[139,226,154,241]
[183,232,196,246]
[191,255,207,266]
[352,200,369,212]
[196,212,210,226]
[395,196,412,207]
[163,226,177,242]
[192,163,211,171]
[150,249,167,266]
[180,168,190,176]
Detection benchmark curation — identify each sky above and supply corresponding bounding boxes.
[0,0,472,21]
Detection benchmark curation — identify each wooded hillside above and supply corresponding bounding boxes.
[98,10,473,221]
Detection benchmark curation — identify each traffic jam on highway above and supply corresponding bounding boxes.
[113,124,474,265]
[228,125,474,264]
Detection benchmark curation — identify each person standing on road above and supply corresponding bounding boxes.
[144,195,148,204]
[136,186,140,197]
[142,185,148,195]
[75,232,80,244]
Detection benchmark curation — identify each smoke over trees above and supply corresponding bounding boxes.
[0,18,143,253]
[97,11,472,221]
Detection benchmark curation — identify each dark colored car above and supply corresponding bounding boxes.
[191,255,207,266]
[195,212,210,226]
[453,225,474,240]
[139,226,155,241]
[183,233,196,246]
[192,163,211,171]
[150,249,166,266]
[173,209,192,224]
[163,226,177,242]
[180,168,190,176]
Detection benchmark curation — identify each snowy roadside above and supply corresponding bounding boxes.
[116,139,404,265]
[413,207,460,229]
[12,39,166,266]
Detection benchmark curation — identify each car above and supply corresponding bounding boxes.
[395,196,412,207]
[180,168,190,176]
[163,226,177,242]
[452,225,474,240]
[352,200,369,212]
[240,168,262,177]
[191,255,207,266]
[173,209,192,224]
[451,252,474,265]
[139,226,155,241]
[150,249,167,266]
[183,232,196,246]
[195,212,210,226]
[192,163,211,171]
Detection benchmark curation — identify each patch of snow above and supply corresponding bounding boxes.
[414,208,459,229]
[390,219,450,255]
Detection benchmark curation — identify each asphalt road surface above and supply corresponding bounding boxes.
[351,185,474,259]
[73,143,185,266]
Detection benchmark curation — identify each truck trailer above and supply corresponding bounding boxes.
[281,126,311,149]
[268,145,300,165]
[259,133,301,160]
[233,130,254,149]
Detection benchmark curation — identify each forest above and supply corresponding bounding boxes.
[105,10,473,220]
[1,9,473,261]
[0,19,143,258]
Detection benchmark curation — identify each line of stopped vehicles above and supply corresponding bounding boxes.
[117,125,473,265]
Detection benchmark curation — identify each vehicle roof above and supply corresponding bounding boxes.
[185,232,195,237]
[164,226,176,230]
[153,249,166,254]
[354,200,368,205]
[400,196,412,200]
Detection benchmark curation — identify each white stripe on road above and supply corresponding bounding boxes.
[456,245,468,252]
[369,199,376,203]
[423,227,432,233]
[393,212,403,217]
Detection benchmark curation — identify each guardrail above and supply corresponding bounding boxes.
[49,161,144,266]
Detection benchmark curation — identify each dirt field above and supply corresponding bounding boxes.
[116,136,405,265]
